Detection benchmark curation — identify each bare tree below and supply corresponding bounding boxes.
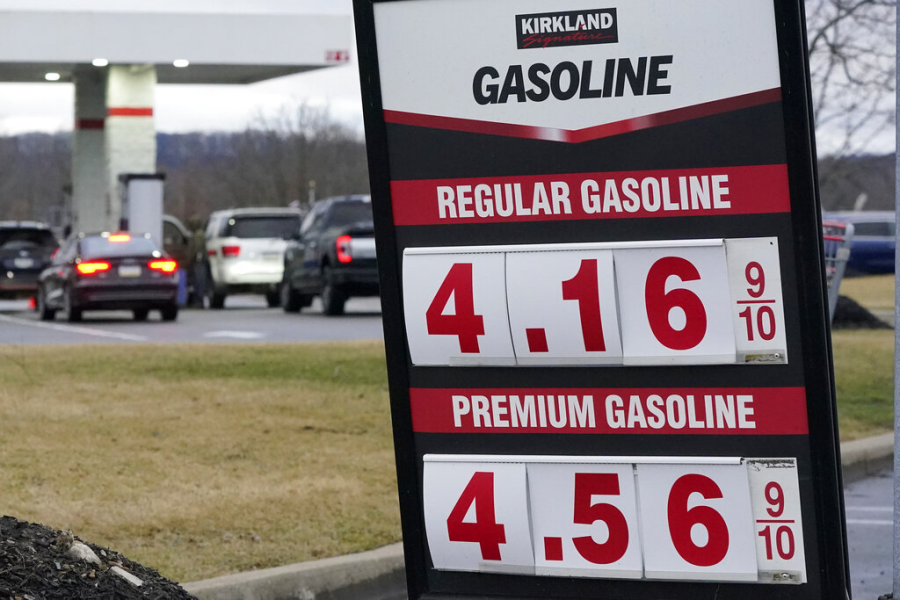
[806,0,896,157]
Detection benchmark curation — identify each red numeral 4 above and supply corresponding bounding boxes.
[446,471,506,560]
[426,263,485,353]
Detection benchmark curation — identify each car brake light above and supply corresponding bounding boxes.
[50,248,59,260]
[108,233,131,243]
[76,261,111,275]
[208,249,216,257]
[149,260,178,273]
[221,245,240,258]
[336,235,353,263]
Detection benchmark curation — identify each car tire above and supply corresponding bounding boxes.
[207,286,226,309]
[265,290,280,308]
[63,289,82,323]
[321,266,346,316]
[133,308,150,322]
[281,280,302,313]
[37,287,55,321]
[160,304,179,322]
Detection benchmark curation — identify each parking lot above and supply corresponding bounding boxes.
[0,296,384,345]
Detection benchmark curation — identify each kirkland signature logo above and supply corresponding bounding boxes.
[516,8,618,49]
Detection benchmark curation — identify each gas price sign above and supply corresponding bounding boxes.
[354,0,850,598]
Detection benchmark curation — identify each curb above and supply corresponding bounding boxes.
[182,433,895,600]
[840,431,894,483]
[183,542,405,600]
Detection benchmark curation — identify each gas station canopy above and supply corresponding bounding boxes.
[0,9,352,84]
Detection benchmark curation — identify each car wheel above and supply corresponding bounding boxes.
[207,286,226,309]
[160,304,179,322]
[321,266,346,316]
[64,288,82,323]
[281,280,302,313]
[133,308,150,322]
[37,286,55,321]
[265,290,280,308]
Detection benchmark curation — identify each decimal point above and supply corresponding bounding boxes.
[544,536,563,561]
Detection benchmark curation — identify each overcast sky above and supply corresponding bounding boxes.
[0,0,363,134]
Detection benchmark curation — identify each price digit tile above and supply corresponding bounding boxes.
[506,249,623,365]
[403,251,514,366]
[423,459,534,574]
[528,462,642,578]
[635,463,758,581]
[745,458,807,583]
[724,238,788,363]
[615,243,737,366]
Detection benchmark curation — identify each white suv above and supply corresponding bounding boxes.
[203,208,302,308]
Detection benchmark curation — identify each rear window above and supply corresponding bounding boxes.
[221,215,301,239]
[852,221,894,237]
[81,236,160,259]
[326,202,373,226]
[0,229,56,250]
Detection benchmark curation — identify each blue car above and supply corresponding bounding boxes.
[823,211,895,275]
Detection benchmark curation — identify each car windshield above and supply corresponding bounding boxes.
[852,221,894,237]
[223,215,301,239]
[0,229,56,250]
[81,236,160,259]
[328,202,373,226]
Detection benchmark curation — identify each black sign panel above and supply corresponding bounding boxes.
[354,0,850,597]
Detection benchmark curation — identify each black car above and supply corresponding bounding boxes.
[281,195,378,315]
[0,221,58,300]
[37,232,179,322]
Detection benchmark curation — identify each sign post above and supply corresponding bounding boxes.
[355,1,851,598]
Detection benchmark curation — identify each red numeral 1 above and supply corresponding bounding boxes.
[446,472,506,560]
[561,259,606,351]
[571,473,628,564]
[425,263,485,353]
[667,474,729,566]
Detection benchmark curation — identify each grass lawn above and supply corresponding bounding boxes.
[0,334,892,582]
[0,342,399,583]
[838,274,895,311]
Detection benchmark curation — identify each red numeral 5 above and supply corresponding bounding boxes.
[572,473,629,564]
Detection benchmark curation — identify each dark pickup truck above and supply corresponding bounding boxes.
[280,195,378,315]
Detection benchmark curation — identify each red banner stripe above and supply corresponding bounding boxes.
[107,107,153,117]
[390,164,790,226]
[409,387,808,435]
[75,119,104,130]
[384,88,782,144]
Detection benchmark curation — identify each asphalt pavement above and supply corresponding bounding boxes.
[0,296,384,345]
[847,468,893,599]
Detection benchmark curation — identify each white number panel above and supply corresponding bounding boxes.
[746,458,807,583]
[424,455,805,583]
[635,463,757,581]
[423,461,533,573]
[615,243,736,365]
[403,239,785,367]
[528,463,641,578]
[403,251,515,366]
[506,249,623,365]
[724,238,788,363]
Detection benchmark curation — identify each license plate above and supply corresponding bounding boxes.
[263,252,280,261]
[119,265,142,277]
[13,258,34,268]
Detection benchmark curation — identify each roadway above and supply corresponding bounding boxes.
[0,297,893,597]
[0,296,384,345]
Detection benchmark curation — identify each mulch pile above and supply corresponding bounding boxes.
[0,516,196,600]
[832,294,892,330]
